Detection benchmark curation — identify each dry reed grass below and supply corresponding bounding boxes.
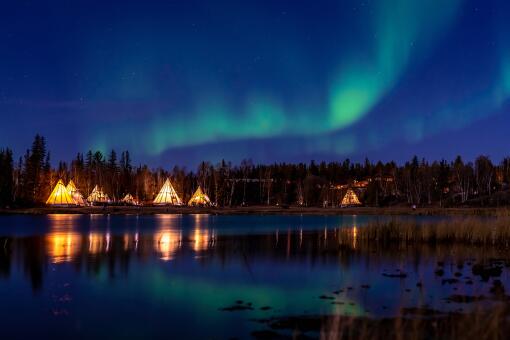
[338,217,510,247]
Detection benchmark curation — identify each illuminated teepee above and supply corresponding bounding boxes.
[66,180,85,206]
[340,188,361,207]
[153,178,182,205]
[188,186,211,206]
[46,179,76,206]
[121,193,138,205]
[87,185,110,204]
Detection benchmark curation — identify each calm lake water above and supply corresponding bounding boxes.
[0,214,506,339]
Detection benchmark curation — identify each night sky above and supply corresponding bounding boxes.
[1,0,510,167]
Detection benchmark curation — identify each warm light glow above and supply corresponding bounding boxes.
[123,233,130,251]
[153,178,182,205]
[46,179,76,206]
[154,230,182,261]
[352,226,358,249]
[188,187,211,206]
[46,232,82,263]
[192,228,211,252]
[88,233,106,254]
[47,214,80,224]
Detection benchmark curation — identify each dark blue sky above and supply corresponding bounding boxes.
[1,0,509,167]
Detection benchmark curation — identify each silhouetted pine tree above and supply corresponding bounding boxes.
[0,148,14,207]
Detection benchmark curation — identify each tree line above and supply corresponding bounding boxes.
[0,134,509,208]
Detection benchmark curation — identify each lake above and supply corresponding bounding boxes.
[0,214,507,339]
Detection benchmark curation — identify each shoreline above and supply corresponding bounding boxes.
[1,205,509,216]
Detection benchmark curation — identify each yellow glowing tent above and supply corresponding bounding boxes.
[121,193,138,205]
[341,188,361,207]
[46,179,76,206]
[66,180,85,206]
[87,185,110,204]
[153,178,182,205]
[188,186,211,206]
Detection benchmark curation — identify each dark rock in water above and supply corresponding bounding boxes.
[472,263,502,281]
[251,330,290,339]
[260,306,272,311]
[382,272,407,278]
[347,286,353,290]
[437,261,445,267]
[332,290,340,295]
[405,289,411,292]
[490,280,506,297]
[435,268,445,276]
[265,316,323,333]
[454,272,463,278]
[416,282,423,288]
[247,302,253,306]
[446,295,486,303]
[465,280,474,285]
[319,295,335,300]
[220,304,254,312]
[442,278,459,285]
[457,263,464,270]
[401,307,445,316]
[361,284,370,289]
[236,300,244,304]
[331,301,345,305]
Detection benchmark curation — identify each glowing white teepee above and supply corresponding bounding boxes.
[122,193,138,205]
[341,188,361,207]
[66,180,85,206]
[87,185,110,204]
[188,186,211,206]
[153,178,182,205]
[46,179,76,206]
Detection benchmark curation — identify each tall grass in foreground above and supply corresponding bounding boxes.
[338,217,510,247]
[320,304,509,340]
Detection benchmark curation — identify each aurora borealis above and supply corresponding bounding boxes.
[1,0,510,166]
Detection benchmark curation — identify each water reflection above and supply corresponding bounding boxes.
[352,226,358,249]
[154,229,181,261]
[88,233,106,254]
[2,215,506,320]
[191,214,215,252]
[47,214,81,230]
[46,232,82,263]
[1,214,507,338]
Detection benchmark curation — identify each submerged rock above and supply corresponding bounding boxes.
[219,305,254,312]
[446,295,486,303]
[442,278,459,285]
[435,268,445,276]
[319,295,335,300]
[472,263,502,281]
[490,280,506,297]
[382,272,407,278]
